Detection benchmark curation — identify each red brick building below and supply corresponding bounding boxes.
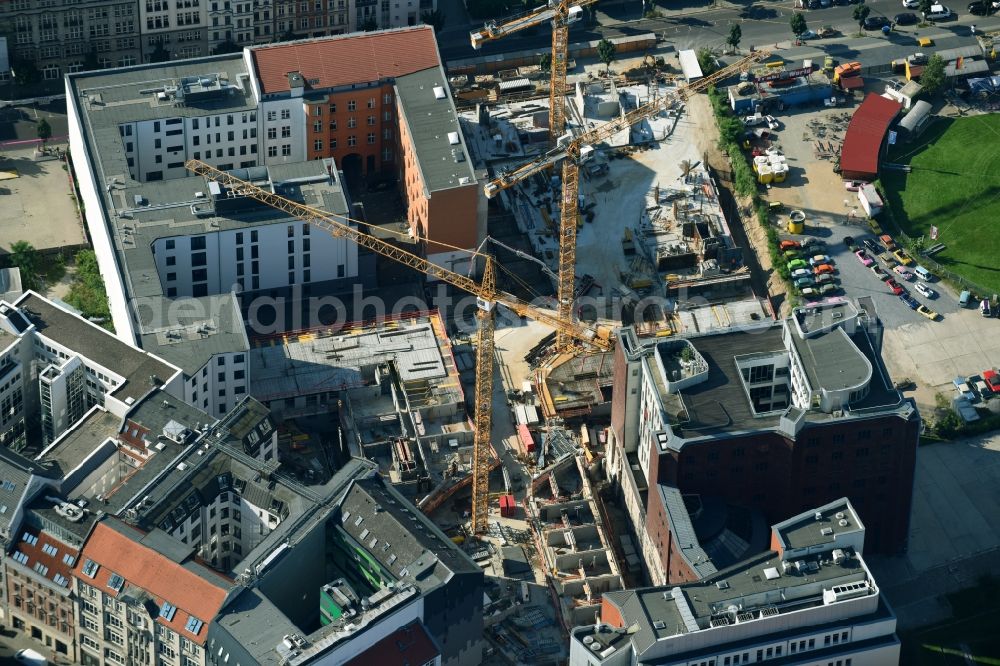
[606,298,920,586]
[249,27,484,264]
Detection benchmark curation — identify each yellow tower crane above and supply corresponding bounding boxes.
[482,51,770,351]
[470,0,598,141]
[184,160,612,535]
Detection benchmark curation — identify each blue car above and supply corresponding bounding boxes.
[900,294,920,310]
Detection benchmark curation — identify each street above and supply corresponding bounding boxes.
[438,0,1000,67]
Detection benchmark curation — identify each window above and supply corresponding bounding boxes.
[367,97,375,108]
[281,126,291,138]
[329,103,337,113]
[281,108,290,120]
[281,144,291,156]
[347,100,356,111]
[368,115,375,126]
[329,119,338,130]
[347,135,357,146]
[268,146,278,157]
[314,139,323,151]
[267,110,277,121]
[347,117,357,128]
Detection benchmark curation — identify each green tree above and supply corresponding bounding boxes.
[697,48,718,75]
[35,118,52,148]
[726,24,742,53]
[420,9,446,33]
[212,39,243,54]
[790,12,808,38]
[920,54,947,95]
[280,27,298,41]
[8,241,40,291]
[149,40,170,63]
[83,47,100,71]
[853,4,871,27]
[359,17,378,31]
[11,58,40,86]
[597,38,616,75]
[919,0,934,15]
[65,250,112,325]
[539,52,552,70]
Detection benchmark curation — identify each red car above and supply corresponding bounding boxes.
[984,369,1000,396]
[814,264,835,275]
[885,278,904,295]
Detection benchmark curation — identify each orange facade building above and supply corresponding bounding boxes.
[250,27,484,262]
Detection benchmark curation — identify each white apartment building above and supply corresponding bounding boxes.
[0,294,183,452]
[569,499,900,666]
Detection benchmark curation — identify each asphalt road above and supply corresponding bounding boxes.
[0,100,69,144]
[440,0,1000,64]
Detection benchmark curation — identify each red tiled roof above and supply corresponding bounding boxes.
[344,620,440,666]
[12,527,78,589]
[839,93,901,179]
[73,520,231,644]
[251,26,440,95]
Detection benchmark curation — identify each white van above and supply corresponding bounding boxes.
[14,649,48,666]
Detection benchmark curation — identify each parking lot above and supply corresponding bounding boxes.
[755,94,1000,411]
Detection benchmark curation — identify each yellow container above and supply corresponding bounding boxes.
[773,168,787,183]
[757,166,773,184]
[788,219,804,234]
[917,37,934,47]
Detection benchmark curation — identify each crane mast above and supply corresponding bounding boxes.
[184,160,609,535]
[484,51,771,350]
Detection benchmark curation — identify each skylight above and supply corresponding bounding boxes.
[185,615,204,635]
[81,559,100,578]
[108,572,125,592]
[160,601,177,621]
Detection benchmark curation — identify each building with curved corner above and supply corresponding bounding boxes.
[605,298,920,587]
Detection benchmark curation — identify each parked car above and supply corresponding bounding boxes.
[954,376,977,402]
[814,264,835,275]
[843,180,865,191]
[885,278,904,295]
[818,25,839,36]
[893,249,914,266]
[809,254,832,266]
[843,236,855,248]
[902,0,920,7]
[871,265,888,279]
[893,265,915,280]
[799,29,819,39]
[780,240,801,251]
[894,378,917,390]
[879,234,896,250]
[784,250,802,259]
[914,265,935,281]
[855,250,874,267]
[795,277,815,289]
[863,15,892,28]
[924,4,955,19]
[894,11,920,22]
[917,305,939,320]
[914,282,936,298]
[968,0,998,14]
[801,238,825,250]
[983,369,1000,394]
[744,114,768,127]
[981,299,992,317]
[788,258,808,270]
[791,268,813,280]
[862,238,880,253]
[801,287,821,299]
[765,115,781,130]
[969,375,992,400]
[14,650,48,666]
[815,272,835,284]
[900,293,921,309]
[819,283,838,295]
[959,290,972,307]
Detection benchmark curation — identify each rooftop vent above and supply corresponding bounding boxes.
[839,519,849,527]
[447,131,460,145]
[433,86,446,100]
[814,511,823,521]
[821,527,834,536]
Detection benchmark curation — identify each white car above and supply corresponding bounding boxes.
[924,4,955,19]
[914,282,936,298]
[902,0,919,6]
[791,268,813,280]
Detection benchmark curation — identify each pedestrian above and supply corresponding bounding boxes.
[971,24,976,35]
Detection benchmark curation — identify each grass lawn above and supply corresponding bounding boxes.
[881,114,1000,294]
[901,577,1000,664]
